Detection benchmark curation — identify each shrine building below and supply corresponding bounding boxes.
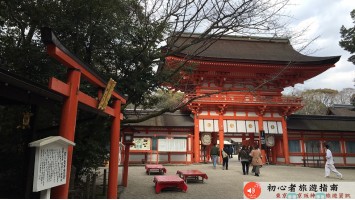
[122,34,355,167]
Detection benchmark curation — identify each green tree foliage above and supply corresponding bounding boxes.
[339,9,355,87]
[72,116,110,179]
[340,9,355,65]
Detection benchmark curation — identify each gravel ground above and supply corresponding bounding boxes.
[97,158,355,199]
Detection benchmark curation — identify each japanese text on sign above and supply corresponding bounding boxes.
[33,144,68,192]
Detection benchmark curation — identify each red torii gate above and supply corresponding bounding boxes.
[41,27,126,199]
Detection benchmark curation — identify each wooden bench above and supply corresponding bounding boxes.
[302,158,323,168]
[153,175,188,194]
[145,164,167,175]
[176,170,208,183]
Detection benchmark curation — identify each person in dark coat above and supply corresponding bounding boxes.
[229,146,234,158]
[238,145,250,175]
[222,146,229,170]
[210,144,220,169]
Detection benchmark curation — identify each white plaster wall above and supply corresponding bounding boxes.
[264,112,271,117]
[289,156,303,163]
[346,157,355,164]
[248,112,257,117]
[150,153,158,162]
[200,111,208,115]
[187,154,192,162]
[129,154,145,162]
[171,154,187,162]
[225,111,234,116]
[158,154,168,162]
[236,112,246,116]
[333,157,344,164]
[210,111,219,116]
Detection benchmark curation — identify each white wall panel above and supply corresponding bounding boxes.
[333,157,344,164]
[246,120,256,133]
[289,156,303,163]
[274,113,281,117]
[210,111,219,116]
[268,121,278,134]
[264,112,271,117]
[214,119,219,132]
[263,121,269,133]
[187,154,192,162]
[248,112,257,117]
[346,157,355,164]
[200,111,208,115]
[171,154,187,162]
[237,120,246,132]
[199,119,204,132]
[204,120,214,132]
[225,111,234,116]
[226,120,237,132]
[277,121,283,134]
[236,112,246,116]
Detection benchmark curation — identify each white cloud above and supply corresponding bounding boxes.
[284,0,355,92]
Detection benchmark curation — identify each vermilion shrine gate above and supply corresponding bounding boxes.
[41,28,126,199]
[164,34,340,164]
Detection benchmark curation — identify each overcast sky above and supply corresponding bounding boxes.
[282,0,355,93]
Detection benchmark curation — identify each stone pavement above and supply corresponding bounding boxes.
[100,158,355,199]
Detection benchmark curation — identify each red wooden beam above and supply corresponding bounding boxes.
[47,45,126,103]
[49,77,116,116]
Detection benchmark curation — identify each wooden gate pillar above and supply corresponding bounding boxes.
[107,100,122,198]
[51,68,81,199]
[281,117,290,164]
[193,113,200,163]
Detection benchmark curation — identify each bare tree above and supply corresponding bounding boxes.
[334,88,355,105]
[123,0,297,123]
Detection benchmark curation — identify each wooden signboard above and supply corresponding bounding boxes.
[29,136,75,198]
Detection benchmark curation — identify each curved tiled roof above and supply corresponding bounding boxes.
[124,110,194,127]
[168,34,340,65]
[287,114,355,132]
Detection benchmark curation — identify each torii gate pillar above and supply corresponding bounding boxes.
[50,69,81,198]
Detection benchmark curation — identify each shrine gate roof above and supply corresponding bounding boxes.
[287,114,355,132]
[124,110,194,127]
[327,104,355,116]
[168,34,340,65]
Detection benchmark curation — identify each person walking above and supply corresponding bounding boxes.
[250,145,262,176]
[222,146,229,170]
[229,146,234,158]
[210,144,220,169]
[324,144,343,179]
[248,145,254,173]
[238,145,250,175]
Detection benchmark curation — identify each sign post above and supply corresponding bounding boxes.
[29,136,75,199]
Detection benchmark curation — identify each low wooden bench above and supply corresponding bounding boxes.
[176,170,208,183]
[153,175,188,194]
[145,164,167,175]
